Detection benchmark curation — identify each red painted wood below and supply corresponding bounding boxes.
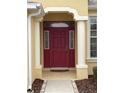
[44,24,75,68]
[50,28,69,67]
[44,50,50,67]
[69,50,75,67]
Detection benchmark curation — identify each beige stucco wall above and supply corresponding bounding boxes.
[28,0,88,16]
[86,61,97,75]
[88,9,97,16]
[76,68,88,79]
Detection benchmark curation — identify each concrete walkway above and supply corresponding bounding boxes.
[44,80,75,93]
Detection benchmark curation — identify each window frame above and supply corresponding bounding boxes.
[89,16,97,58]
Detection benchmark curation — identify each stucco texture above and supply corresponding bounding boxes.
[28,0,88,16]
[86,60,97,75]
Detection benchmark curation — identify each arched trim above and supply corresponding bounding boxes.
[44,7,88,21]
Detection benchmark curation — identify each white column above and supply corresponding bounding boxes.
[76,20,88,68]
[27,16,32,89]
[35,20,41,68]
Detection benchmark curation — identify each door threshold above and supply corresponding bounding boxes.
[43,67,76,71]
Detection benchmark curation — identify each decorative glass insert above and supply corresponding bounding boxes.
[89,16,97,57]
[44,31,49,49]
[43,21,75,29]
[69,31,74,49]
[50,23,69,27]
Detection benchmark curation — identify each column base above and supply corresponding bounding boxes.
[76,64,88,79]
[32,65,42,80]
[76,64,88,68]
[35,65,42,69]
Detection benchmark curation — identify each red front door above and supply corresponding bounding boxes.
[43,21,75,68]
[50,28,69,67]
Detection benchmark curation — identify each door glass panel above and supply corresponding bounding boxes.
[69,31,74,49]
[44,31,49,49]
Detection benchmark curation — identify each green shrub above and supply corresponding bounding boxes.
[93,66,97,79]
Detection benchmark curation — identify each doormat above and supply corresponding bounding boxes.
[50,69,69,72]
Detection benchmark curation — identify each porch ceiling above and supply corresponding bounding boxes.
[43,13,74,21]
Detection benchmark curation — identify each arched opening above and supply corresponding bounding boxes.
[41,12,76,79]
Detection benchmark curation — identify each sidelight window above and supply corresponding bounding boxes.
[44,31,49,49]
[69,30,74,49]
